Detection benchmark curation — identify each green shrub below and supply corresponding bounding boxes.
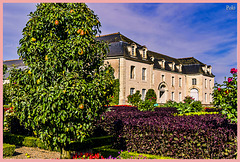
[3,132,112,153]
[145,89,157,103]
[138,99,155,111]
[190,100,203,112]
[3,143,16,157]
[161,99,203,114]
[127,90,141,106]
[183,96,194,104]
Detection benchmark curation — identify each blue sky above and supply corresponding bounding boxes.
[3,3,237,84]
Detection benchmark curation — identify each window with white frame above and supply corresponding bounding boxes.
[179,78,182,87]
[179,92,182,102]
[209,79,211,89]
[142,68,146,80]
[162,75,165,81]
[205,93,207,102]
[130,88,135,95]
[142,89,146,100]
[130,66,135,79]
[172,76,175,87]
[205,79,207,88]
[171,92,174,101]
[192,78,197,85]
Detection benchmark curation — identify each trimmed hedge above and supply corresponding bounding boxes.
[92,145,174,159]
[3,132,113,152]
[3,143,16,157]
[97,107,237,159]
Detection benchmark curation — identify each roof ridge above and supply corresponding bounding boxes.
[96,32,120,38]
[177,57,194,59]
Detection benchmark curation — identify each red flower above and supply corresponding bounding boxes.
[218,88,221,91]
[230,68,237,74]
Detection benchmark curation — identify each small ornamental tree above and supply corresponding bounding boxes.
[213,68,237,123]
[127,90,141,106]
[8,3,115,158]
[145,89,157,103]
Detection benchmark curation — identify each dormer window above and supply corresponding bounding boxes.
[176,64,182,72]
[132,45,135,56]
[130,43,137,56]
[172,62,175,71]
[208,66,212,74]
[159,59,165,69]
[150,56,154,62]
[143,49,146,58]
[141,47,148,59]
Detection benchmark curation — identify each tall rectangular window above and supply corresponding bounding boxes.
[205,93,207,102]
[205,79,207,88]
[192,78,197,85]
[142,68,146,80]
[130,66,135,79]
[142,89,146,100]
[172,76,175,87]
[172,92,174,101]
[162,75,165,81]
[130,88,135,95]
[179,78,182,87]
[179,92,182,102]
[209,79,211,88]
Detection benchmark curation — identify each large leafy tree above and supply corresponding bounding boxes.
[8,3,115,158]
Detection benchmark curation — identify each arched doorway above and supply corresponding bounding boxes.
[158,82,168,103]
[190,88,199,101]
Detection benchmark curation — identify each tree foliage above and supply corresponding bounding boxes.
[8,3,115,158]
[127,90,141,106]
[145,89,157,103]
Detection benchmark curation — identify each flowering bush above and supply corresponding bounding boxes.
[213,68,237,123]
[127,90,142,106]
[137,98,156,111]
[145,89,157,104]
[183,96,194,104]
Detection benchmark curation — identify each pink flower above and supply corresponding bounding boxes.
[230,68,237,74]
[149,99,151,100]
[228,77,233,83]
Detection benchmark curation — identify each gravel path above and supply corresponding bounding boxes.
[4,146,61,159]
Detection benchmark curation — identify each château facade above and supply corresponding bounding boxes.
[98,32,215,105]
[3,32,215,105]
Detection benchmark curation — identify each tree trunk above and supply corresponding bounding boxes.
[60,147,71,159]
